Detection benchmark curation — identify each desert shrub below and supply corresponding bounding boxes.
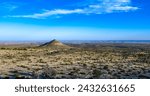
[103,65,109,70]
[12,48,27,50]
[91,64,96,68]
[92,69,101,78]
[79,72,86,75]
[37,59,46,63]
[38,64,57,79]
[68,71,77,78]
[82,63,87,68]
[18,65,30,70]
[0,48,7,50]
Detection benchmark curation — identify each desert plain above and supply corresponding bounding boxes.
[0,40,150,79]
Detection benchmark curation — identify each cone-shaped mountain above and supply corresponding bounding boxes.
[40,39,67,47]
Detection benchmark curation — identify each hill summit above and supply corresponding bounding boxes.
[40,39,67,47]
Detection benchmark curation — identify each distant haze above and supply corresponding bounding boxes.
[0,24,150,41]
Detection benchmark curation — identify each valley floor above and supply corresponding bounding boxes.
[0,43,150,79]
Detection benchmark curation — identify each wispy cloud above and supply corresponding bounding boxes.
[7,0,139,19]
[0,2,19,11]
[8,9,84,19]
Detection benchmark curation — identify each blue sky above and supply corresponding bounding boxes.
[0,0,150,41]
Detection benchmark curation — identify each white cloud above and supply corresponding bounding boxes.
[108,6,138,11]
[0,2,18,11]
[9,9,84,19]
[87,0,138,13]
[7,0,139,19]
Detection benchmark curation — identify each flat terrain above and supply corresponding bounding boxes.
[0,43,150,79]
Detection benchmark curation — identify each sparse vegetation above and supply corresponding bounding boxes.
[0,42,150,79]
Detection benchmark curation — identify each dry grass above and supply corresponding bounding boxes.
[0,43,150,79]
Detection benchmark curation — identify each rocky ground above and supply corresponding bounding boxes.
[0,43,150,79]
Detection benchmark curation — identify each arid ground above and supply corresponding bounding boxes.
[0,41,150,79]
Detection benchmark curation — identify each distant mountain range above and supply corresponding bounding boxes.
[0,40,150,45]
